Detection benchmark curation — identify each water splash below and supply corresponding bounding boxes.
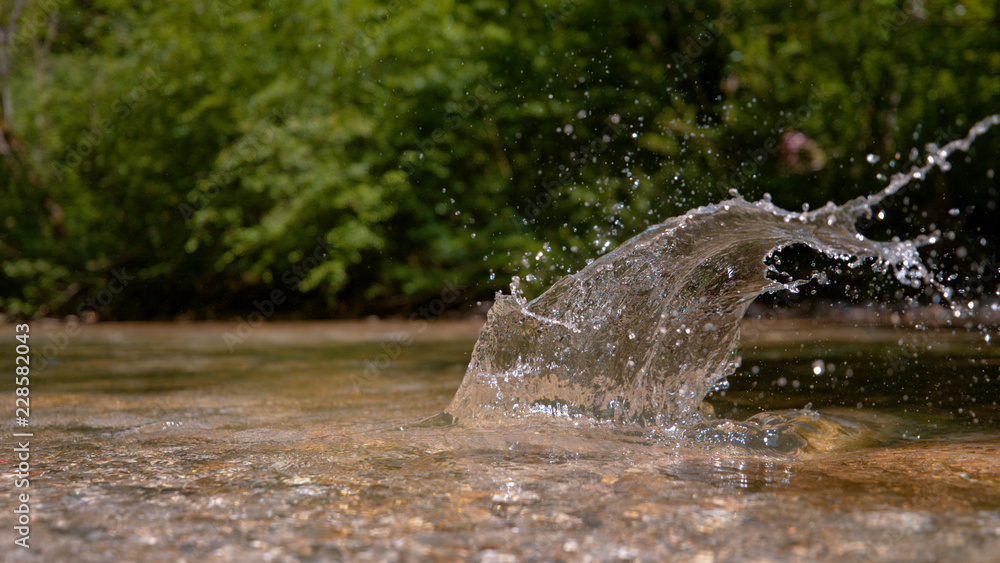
[444,115,1000,428]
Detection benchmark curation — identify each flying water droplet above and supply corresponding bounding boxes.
[441,114,1000,427]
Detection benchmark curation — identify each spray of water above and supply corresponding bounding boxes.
[442,115,1000,430]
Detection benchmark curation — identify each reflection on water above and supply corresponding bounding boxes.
[2,321,999,562]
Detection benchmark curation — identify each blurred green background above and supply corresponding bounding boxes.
[1,0,998,320]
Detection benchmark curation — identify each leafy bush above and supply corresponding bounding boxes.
[1,0,997,318]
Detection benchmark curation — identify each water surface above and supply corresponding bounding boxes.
[3,320,999,562]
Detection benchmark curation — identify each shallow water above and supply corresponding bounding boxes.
[3,320,999,562]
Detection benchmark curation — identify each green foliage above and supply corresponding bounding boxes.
[1,0,998,318]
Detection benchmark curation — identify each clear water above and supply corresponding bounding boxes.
[5,116,999,561]
[445,114,1000,431]
[2,321,999,562]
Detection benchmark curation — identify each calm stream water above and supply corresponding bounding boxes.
[2,319,998,562]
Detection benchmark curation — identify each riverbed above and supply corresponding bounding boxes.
[2,319,998,562]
